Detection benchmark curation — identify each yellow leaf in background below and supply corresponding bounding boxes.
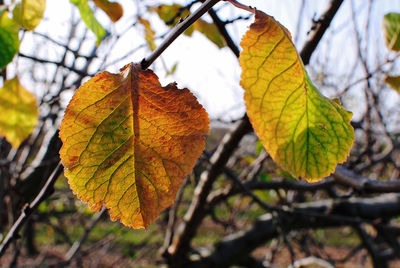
[385,75,400,93]
[240,10,354,182]
[151,4,189,25]
[151,4,225,48]
[0,77,38,148]
[59,63,209,228]
[12,0,46,31]
[382,12,400,51]
[150,4,194,36]
[194,19,225,48]
[93,0,123,22]
[138,17,156,51]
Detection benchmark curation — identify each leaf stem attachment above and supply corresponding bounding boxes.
[224,0,255,13]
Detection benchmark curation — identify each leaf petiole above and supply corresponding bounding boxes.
[224,0,255,13]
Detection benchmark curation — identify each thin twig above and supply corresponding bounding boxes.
[18,53,87,76]
[300,0,344,65]
[208,7,240,57]
[0,162,64,257]
[64,207,107,263]
[161,178,188,256]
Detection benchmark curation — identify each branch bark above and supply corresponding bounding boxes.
[300,0,344,65]
[64,208,107,263]
[192,194,400,267]
[0,162,64,256]
[165,117,252,266]
[141,0,221,69]
[334,165,400,193]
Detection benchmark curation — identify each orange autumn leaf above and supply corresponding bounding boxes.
[59,63,209,228]
[93,0,123,22]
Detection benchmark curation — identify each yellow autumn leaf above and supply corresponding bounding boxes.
[151,3,225,48]
[93,0,123,22]
[59,63,209,228]
[138,17,156,51]
[240,10,354,182]
[70,0,106,45]
[12,0,46,31]
[151,4,189,25]
[150,3,194,36]
[0,77,38,148]
[194,19,226,48]
[385,75,400,93]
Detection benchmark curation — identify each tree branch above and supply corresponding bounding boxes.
[165,117,252,265]
[141,0,221,69]
[192,194,400,267]
[18,53,88,76]
[208,8,240,57]
[333,165,400,193]
[0,162,64,256]
[64,208,107,263]
[300,0,344,65]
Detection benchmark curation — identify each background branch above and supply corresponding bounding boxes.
[192,194,400,267]
[141,0,221,69]
[0,162,63,257]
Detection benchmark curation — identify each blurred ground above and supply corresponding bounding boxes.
[2,216,400,268]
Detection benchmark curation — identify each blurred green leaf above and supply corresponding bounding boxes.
[166,62,178,76]
[194,19,225,48]
[260,173,271,182]
[255,139,264,156]
[70,0,106,45]
[0,11,20,69]
[383,12,400,51]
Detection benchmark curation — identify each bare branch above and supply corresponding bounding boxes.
[64,207,107,263]
[0,162,64,256]
[165,117,252,264]
[333,165,400,193]
[208,8,240,57]
[18,53,88,76]
[300,0,344,65]
[141,0,221,69]
[192,194,400,267]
